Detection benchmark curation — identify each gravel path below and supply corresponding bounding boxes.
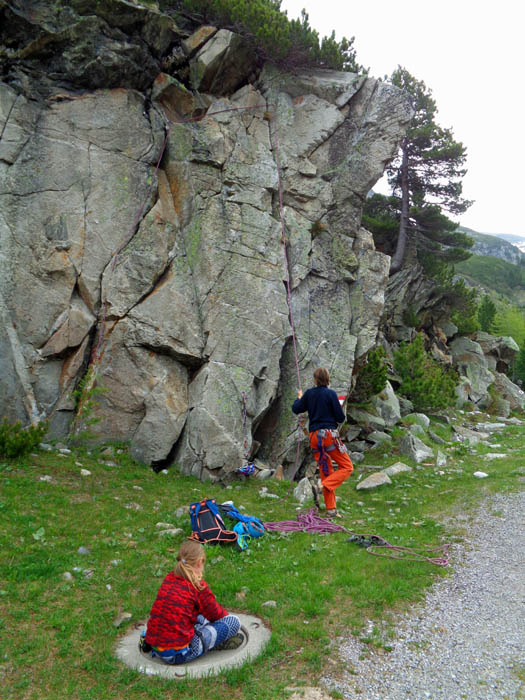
[323,490,525,700]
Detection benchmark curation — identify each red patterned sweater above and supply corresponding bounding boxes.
[144,571,228,649]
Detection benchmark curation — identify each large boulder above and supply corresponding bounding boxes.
[189,29,258,95]
[370,381,401,428]
[0,12,413,476]
[449,337,494,404]
[399,434,433,463]
[471,332,519,372]
[490,372,525,411]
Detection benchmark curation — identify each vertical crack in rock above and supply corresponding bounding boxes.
[0,287,41,424]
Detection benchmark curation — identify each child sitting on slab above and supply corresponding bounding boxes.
[141,540,242,664]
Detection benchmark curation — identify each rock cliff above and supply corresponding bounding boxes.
[0,0,429,478]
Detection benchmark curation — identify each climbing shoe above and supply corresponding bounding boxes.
[326,509,342,519]
[214,633,244,651]
[310,481,322,509]
[139,632,152,654]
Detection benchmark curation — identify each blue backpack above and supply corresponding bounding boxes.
[218,502,265,539]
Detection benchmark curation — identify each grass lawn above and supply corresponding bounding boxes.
[1,411,524,699]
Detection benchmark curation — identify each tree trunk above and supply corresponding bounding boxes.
[389,139,410,275]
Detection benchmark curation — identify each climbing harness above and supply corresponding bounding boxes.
[237,463,256,477]
[317,431,333,477]
[264,509,450,567]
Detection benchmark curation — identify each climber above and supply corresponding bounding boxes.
[292,367,353,518]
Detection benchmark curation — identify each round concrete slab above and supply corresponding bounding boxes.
[115,613,271,679]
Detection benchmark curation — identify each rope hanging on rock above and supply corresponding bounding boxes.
[264,509,451,567]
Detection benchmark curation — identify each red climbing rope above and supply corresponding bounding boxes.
[264,509,451,567]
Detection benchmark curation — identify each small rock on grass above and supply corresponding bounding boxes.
[256,468,273,480]
[356,472,392,490]
[473,471,489,478]
[113,611,132,628]
[262,600,277,608]
[383,462,412,476]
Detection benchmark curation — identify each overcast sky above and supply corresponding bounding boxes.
[280,0,523,236]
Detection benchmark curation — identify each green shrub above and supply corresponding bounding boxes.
[351,347,388,403]
[402,306,420,329]
[441,278,479,334]
[478,294,497,332]
[394,333,458,411]
[70,368,108,446]
[514,346,525,387]
[0,418,48,458]
[169,0,362,71]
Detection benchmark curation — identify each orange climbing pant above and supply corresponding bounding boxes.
[309,430,353,511]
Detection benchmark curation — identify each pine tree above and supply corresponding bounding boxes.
[394,334,458,410]
[351,347,388,403]
[478,295,497,332]
[364,67,473,276]
[170,0,362,71]
[514,346,525,387]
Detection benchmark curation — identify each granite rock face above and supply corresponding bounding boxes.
[0,2,415,477]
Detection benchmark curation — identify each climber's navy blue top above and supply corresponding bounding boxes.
[292,386,345,432]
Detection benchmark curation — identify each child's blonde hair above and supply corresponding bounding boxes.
[174,539,205,590]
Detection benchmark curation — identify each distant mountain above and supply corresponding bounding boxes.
[455,227,525,307]
[490,233,525,253]
[458,227,525,265]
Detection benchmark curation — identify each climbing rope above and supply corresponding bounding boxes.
[264,509,451,567]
